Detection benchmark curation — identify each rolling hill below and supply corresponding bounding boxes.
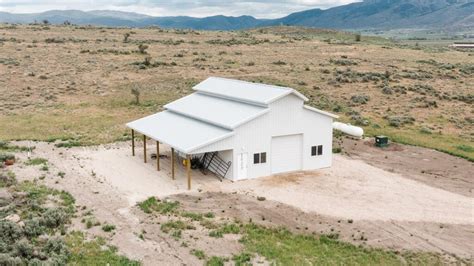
[0,0,473,30]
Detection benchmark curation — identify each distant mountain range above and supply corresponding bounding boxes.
[1,0,473,30]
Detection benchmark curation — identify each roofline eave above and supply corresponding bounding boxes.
[303,105,339,119]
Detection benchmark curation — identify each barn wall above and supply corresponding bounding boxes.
[192,94,333,180]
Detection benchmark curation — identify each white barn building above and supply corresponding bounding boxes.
[127,77,338,187]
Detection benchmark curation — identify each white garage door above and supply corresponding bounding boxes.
[271,134,303,174]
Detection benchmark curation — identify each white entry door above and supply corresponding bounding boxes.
[271,134,303,174]
[237,153,248,179]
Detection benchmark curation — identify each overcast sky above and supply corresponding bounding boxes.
[0,0,360,18]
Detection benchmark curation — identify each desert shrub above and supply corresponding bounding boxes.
[95,49,131,55]
[102,224,116,232]
[457,145,473,153]
[321,69,331,74]
[25,157,48,166]
[86,219,94,229]
[459,64,474,75]
[13,239,34,259]
[0,220,23,244]
[42,208,69,228]
[130,85,141,105]
[332,68,386,83]
[204,212,215,218]
[452,94,473,104]
[200,220,218,230]
[439,63,455,70]
[419,127,433,134]
[386,116,415,127]
[350,94,370,105]
[0,254,22,265]
[0,153,15,163]
[181,212,203,221]
[206,256,225,266]
[143,56,152,66]
[220,223,240,234]
[45,38,65,43]
[398,70,433,80]
[0,141,7,149]
[330,58,357,66]
[123,32,130,43]
[209,230,223,238]
[233,252,252,265]
[24,218,45,238]
[272,60,286,65]
[0,142,32,152]
[160,220,194,233]
[54,140,81,148]
[43,237,69,256]
[191,249,206,260]
[0,171,17,187]
[158,39,184,45]
[138,197,179,214]
[381,86,393,95]
[40,164,49,171]
[416,59,438,65]
[138,44,149,54]
[407,84,436,96]
[209,223,240,238]
[422,99,437,108]
[206,37,264,46]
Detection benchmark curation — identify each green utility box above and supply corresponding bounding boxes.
[375,136,389,147]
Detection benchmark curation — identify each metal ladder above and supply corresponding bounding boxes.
[201,152,231,181]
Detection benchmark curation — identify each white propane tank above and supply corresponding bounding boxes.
[333,122,364,138]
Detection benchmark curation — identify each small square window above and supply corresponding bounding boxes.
[311,145,323,156]
[260,152,266,163]
[253,153,260,164]
[311,146,317,156]
[317,145,323,155]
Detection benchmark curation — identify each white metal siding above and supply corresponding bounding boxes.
[191,94,334,180]
[271,134,302,174]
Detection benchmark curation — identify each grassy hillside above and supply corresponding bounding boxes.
[0,25,472,160]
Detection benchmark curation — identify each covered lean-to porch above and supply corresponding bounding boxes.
[126,110,234,190]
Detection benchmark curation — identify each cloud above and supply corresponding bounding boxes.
[0,0,360,18]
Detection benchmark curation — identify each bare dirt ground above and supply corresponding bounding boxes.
[340,137,473,197]
[6,139,473,264]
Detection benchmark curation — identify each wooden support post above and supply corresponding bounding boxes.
[186,154,191,190]
[131,129,135,156]
[171,148,175,180]
[143,135,147,163]
[156,141,160,171]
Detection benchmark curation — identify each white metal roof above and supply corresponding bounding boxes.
[164,93,268,130]
[193,77,308,106]
[126,111,233,154]
[126,77,337,154]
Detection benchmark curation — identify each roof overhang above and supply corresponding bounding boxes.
[303,105,339,119]
[126,111,234,154]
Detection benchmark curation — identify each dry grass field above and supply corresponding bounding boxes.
[0,24,473,161]
[1,23,473,264]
